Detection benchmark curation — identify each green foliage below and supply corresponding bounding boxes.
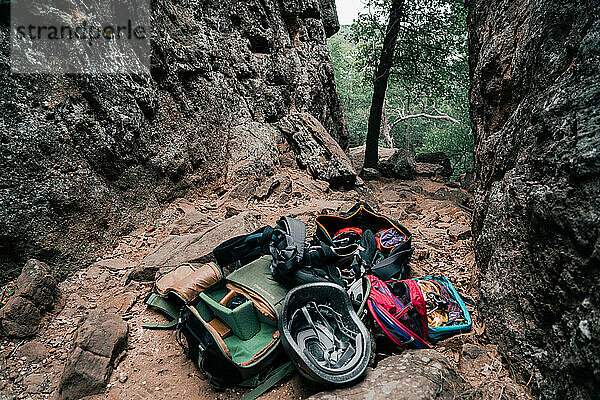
[328,29,372,147]
[328,0,473,174]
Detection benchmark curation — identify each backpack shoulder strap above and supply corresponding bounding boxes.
[213,226,274,267]
[142,293,183,329]
[371,248,414,280]
[240,361,293,400]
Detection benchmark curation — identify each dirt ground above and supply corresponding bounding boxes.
[0,169,532,399]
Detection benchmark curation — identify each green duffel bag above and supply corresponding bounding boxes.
[144,255,292,400]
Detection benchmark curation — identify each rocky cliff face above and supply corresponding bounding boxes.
[468,1,599,398]
[0,0,347,281]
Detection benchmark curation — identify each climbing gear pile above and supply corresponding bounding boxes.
[143,201,471,395]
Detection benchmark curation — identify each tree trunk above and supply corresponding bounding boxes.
[363,0,405,169]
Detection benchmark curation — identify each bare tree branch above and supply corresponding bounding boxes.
[389,107,460,131]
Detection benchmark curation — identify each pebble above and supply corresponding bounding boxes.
[118,372,128,383]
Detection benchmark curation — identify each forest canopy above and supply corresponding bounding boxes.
[328,0,473,174]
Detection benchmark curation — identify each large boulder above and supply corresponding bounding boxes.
[309,350,463,400]
[415,162,445,178]
[278,112,356,188]
[57,311,128,400]
[168,199,215,235]
[133,211,260,279]
[348,145,395,170]
[0,0,348,283]
[378,147,416,179]
[348,145,416,179]
[468,0,600,398]
[415,152,453,178]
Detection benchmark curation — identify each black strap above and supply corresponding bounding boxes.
[371,248,414,280]
[213,226,274,267]
[240,362,293,400]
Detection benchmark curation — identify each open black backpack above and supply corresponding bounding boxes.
[213,201,414,290]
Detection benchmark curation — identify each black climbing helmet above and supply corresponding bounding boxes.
[279,282,371,385]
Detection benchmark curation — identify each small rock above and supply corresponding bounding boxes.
[360,168,381,181]
[279,147,297,168]
[23,374,45,394]
[447,224,471,241]
[0,296,42,338]
[415,248,430,260]
[118,372,128,383]
[462,343,482,359]
[0,260,62,338]
[74,311,128,359]
[224,201,245,218]
[17,340,48,362]
[254,176,281,200]
[57,311,128,400]
[125,265,159,283]
[15,259,61,311]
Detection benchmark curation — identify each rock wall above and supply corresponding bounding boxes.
[468,0,599,398]
[0,0,348,281]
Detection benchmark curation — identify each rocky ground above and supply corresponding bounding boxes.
[0,166,532,400]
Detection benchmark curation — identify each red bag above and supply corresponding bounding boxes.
[366,275,430,349]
